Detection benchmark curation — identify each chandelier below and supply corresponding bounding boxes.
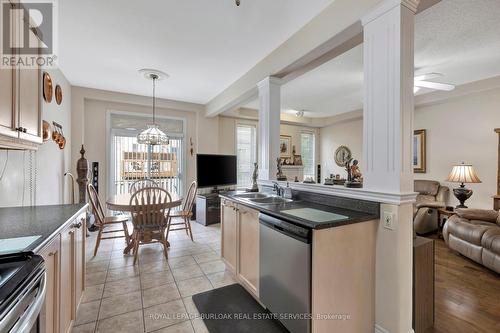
[137,69,169,146]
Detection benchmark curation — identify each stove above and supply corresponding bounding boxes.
[0,252,46,333]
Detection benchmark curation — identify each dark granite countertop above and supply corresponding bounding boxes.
[0,204,88,253]
[219,192,379,230]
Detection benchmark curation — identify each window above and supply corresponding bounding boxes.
[236,124,257,186]
[301,132,315,180]
[109,113,185,197]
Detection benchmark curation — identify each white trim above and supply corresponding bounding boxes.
[374,324,390,333]
[375,324,414,333]
[206,86,258,118]
[258,179,417,205]
[362,0,418,25]
[256,76,283,89]
[281,165,304,169]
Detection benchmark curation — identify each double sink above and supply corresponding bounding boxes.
[233,192,293,205]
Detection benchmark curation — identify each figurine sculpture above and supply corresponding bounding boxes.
[351,160,362,181]
[276,158,287,181]
[76,145,89,203]
[246,163,259,192]
[344,158,362,188]
[345,158,353,181]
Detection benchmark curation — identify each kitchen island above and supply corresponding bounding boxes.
[0,204,88,333]
[220,191,379,333]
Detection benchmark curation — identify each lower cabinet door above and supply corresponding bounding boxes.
[60,223,76,333]
[221,201,238,273]
[238,206,260,297]
[74,213,86,308]
[39,235,61,333]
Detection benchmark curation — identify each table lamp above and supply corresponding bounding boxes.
[446,162,481,208]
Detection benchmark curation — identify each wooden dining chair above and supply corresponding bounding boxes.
[87,184,131,256]
[129,179,160,193]
[129,187,172,264]
[166,181,197,241]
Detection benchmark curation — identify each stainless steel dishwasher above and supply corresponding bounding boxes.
[259,213,311,333]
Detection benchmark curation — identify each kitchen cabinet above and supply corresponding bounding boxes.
[221,196,378,332]
[36,212,86,333]
[0,1,42,148]
[221,199,238,273]
[237,205,259,297]
[221,198,259,298]
[17,64,42,143]
[0,67,16,138]
[39,235,61,333]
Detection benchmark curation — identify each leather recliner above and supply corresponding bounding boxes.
[443,209,500,274]
[414,180,449,235]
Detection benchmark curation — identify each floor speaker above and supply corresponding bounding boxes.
[92,162,99,193]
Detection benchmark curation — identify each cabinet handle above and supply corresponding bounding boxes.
[22,128,27,133]
[48,252,54,256]
[73,222,83,229]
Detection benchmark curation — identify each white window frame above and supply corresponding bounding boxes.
[235,120,258,189]
[106,110,187,198]
[300,130,316,180]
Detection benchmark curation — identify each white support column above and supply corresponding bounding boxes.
[362,1,419,333]
[257,77,282,180]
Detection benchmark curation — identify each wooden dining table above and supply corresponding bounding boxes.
[106,193,183,254]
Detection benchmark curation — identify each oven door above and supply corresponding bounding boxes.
[0,268,46,333]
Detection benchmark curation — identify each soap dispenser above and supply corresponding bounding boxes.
[283,182,293,199]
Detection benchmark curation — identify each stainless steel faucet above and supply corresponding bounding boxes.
[272,181,284,197]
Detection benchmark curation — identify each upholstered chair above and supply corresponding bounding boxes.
[443,208,500,274]
[413,180,449,234]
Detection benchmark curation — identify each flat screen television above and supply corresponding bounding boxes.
[196,154,237,188]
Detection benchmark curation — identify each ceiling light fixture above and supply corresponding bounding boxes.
[295,110,305,118]
[414,72,455,94]
[137,69,170,146]
[235,0,241,6]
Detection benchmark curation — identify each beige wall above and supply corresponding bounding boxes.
[71,87,214,204]
[318,86,500,209]
[0,67,72,207]
[320,117,363,179]
[415,87,500,209]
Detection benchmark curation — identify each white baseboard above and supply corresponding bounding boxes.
[375,324,415,333]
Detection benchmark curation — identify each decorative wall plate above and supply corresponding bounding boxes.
[42,120,51,142]
[43,72,53,103]
[334,145,352,167]
[55,84,63,105]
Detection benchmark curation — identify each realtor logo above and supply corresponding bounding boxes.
[1,1,56,68]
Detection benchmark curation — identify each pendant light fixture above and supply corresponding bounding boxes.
[137,69,169,146]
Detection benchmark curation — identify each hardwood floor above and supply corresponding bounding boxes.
[427,238,500,333]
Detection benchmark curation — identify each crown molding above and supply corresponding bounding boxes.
[362,0,419,26]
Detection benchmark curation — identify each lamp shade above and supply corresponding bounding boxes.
[137,124,169,145]
[446,163,481,184]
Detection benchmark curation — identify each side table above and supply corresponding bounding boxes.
[437,208,455,239]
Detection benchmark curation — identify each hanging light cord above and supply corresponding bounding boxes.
[152,74,157,124]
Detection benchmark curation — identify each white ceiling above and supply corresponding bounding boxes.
[244,0,500,117]
[58,0,334,104]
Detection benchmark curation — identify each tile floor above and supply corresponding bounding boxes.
[73,221,235,333]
